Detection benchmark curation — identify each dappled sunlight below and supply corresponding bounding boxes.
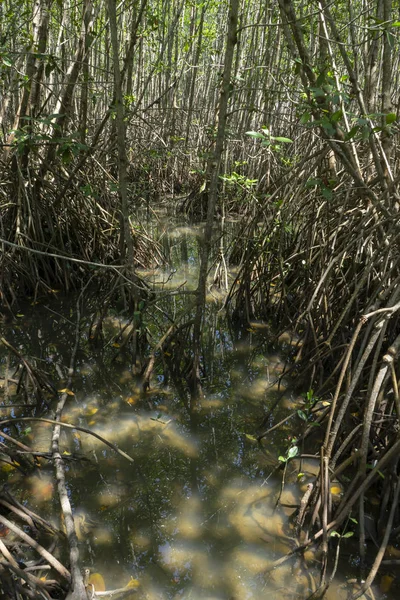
[173,494,203,539]
[230,544,273,573]
[26,473,54,507]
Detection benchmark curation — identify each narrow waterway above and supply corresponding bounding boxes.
[0,210,395,599]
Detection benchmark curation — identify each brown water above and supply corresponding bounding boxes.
[0,215,395,599]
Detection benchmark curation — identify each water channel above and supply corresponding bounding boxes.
[0,210,396,599]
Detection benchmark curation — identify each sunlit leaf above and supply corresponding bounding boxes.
[246,131,265,139]
[87,573,106,591]
[287,445,299,459]
[245,434,257,442]
[126,396,137,405]
[273,137,293,143]
[124,577,140,589]
[58,388,75,396]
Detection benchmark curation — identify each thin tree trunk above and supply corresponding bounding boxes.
[191,0,239,398]
[107,0,135,272]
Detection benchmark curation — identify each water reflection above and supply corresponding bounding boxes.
[0,214,392,599]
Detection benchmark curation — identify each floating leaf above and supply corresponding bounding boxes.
[58,388,75,396]
[380,574,394,593]
[87,573,106,591]
[125,577,140,589]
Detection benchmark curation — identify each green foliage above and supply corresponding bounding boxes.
[220,172,257,189]
[246,128,293,153]
[278,444,299,463]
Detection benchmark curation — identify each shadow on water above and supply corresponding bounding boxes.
[0,210,396,599]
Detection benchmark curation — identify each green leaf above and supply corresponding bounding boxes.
[322,187,333,200]
[246,131,265,139]
[288,445,299,459]
[343,531,354,538]
[331,110,343,123]
[278,455,286,462]
[273,137,293,143]
[386,113,397,124]
[300,112,311,124]
[349,517,358,524]
[330,531,340,537]
[345,126,359,141]
[297,409,307,421]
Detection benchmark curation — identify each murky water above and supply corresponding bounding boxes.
[0,212,396,599]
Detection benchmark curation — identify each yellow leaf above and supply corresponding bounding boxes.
[330,485,342,495]
[86,407,98,416]
[62,451,71,456]
[87,573,106,591]
[380,574,394,593]
[385,545,400,559]
[12,461,20,467]
[88,420,96,426]
[112,343,121,348]
[16,314,24,318]
[1,463,15,473]
[126,396,137,406]
[125,577,140,589]
[245,434,257,441]
[164,351,172,357]
[58,388,75,396]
